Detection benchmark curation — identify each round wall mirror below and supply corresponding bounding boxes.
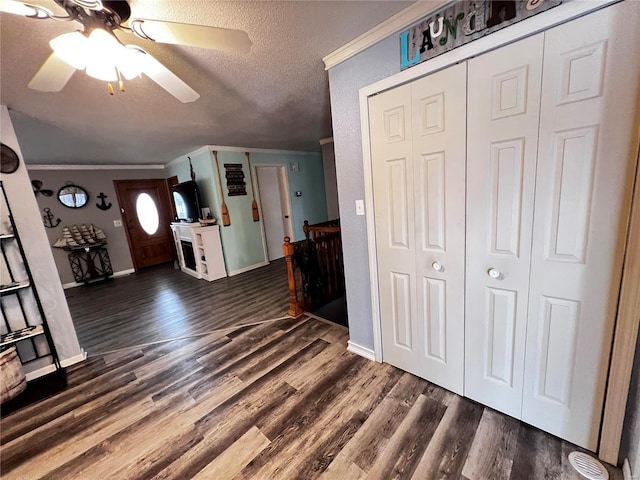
[58,184,89,208]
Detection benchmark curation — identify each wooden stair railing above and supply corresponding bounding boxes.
[303,220,344,303]
[283,219,344,317]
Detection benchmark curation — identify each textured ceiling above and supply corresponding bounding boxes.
[0,0,413,165]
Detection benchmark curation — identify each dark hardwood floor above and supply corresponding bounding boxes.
[1,316,620,480]
[65,259,290,354]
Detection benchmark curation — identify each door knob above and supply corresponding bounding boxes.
[488,268,501,279]
[432,261,443,272]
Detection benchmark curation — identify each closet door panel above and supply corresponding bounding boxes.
[522,2,640,450]
[465,34,544,418]
[412,63,467,394]
[370,84,418,372]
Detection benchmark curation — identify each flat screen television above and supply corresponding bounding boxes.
[171,180,201,223]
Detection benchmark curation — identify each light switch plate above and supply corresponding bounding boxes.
[355,200,365,216]
[113,219,122,227]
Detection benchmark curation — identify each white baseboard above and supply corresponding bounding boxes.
[25,350,87,381]
[347,340,377,362]
[228,261,269,277]
[63,269,135,289]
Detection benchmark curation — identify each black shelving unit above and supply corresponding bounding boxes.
[0,180,62,374]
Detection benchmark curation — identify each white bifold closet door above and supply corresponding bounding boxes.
[370,63,467,395]
[465,34,544,419]
[522,3,640,450]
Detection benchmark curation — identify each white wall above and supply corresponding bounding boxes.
[1,106,83,371]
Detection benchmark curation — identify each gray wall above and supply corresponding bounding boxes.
[27,168,167,285]
[327,35,400,349]
[321,141,340,219]
[1,106,82,368]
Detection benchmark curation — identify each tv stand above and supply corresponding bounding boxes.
[170,223,226,281]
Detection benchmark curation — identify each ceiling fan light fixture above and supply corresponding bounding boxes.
[87,28,122,63]
[85,60,118,82]
[50,31,89,69]
[117,47,144,80]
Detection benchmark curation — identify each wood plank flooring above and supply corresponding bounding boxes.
[0,316,621,480]
[65,259,289,354]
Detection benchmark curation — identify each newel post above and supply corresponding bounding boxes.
[283,237,304,318]
[303,220,310,241]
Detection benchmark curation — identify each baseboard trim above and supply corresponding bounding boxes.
[228,261,269,277]
[347,341,377,362]
[63,268,135,289]
[25,350,87,381]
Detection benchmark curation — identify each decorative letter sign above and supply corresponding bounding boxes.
[224,164,247,196]
[400,0,561,70]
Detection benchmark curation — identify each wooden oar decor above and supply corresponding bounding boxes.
[246,152,260,222]
[213,150,231,226]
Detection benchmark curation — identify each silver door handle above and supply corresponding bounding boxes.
[488,268,501,279]
[432,261,443,272]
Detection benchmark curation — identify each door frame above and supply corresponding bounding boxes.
[253,164,294,260]
[357,0,637,463]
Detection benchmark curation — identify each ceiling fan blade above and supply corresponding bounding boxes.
[28,53,76,92]
[132,48,200,103]
[0,0,51,18]
[128,19,251,54]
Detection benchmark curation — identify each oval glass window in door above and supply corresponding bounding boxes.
[136,193,159,235]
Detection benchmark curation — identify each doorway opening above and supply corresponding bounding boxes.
[255,165,294,261]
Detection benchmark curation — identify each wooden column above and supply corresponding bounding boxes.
[283,237,303,318]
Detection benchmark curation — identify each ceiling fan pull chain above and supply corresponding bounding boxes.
[117,69,125,92]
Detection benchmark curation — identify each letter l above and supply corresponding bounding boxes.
[400,31,420,68]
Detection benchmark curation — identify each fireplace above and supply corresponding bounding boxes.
[180,240,196,270]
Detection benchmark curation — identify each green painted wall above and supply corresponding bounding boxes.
[166,148,328,274]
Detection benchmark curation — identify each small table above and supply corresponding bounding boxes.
[66,244,113,284]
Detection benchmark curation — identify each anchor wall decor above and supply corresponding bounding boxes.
[43,208,61,228]
[96,192,112,211]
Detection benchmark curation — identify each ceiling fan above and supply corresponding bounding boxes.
[0,0,252,102]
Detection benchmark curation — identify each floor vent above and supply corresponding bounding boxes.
[568,452,609,480]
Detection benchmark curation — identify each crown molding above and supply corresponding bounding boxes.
[205,145,319,156]
[319,137,334,145]
[322,0,448,70]
[166,145,320,168]
[27,164,165,170]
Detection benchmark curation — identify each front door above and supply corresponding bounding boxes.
[114,179,175,269]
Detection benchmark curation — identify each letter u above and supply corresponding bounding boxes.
[429,17,444,38]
